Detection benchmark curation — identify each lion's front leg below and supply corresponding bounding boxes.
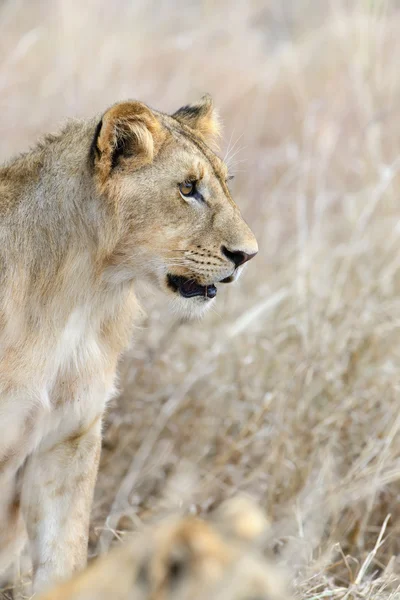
[21,416,102,594]
[0,470,25,578]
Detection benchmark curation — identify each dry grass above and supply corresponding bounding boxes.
[2,0,400,598]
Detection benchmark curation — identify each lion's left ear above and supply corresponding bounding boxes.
[172,94,221,148]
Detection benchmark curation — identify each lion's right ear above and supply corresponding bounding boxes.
[91,101,165,186]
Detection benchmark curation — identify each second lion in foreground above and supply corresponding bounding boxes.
[0,95,258,592]
[38,498,286,600]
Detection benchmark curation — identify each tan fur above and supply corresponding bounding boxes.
[0,96,258,593]
[38,498,287,600]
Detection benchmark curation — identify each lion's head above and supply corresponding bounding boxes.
[91,95,258,318]
[37,497,287,600]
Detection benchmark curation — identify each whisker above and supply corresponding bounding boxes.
[225,146,247,171]
[223,128,235,164]
[224,132,244,165]
[209,304,223,318]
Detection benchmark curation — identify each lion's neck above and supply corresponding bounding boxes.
[0,119,132,329]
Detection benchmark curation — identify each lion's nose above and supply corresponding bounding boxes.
[221,245,258,268]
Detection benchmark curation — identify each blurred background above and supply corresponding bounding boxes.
[2,0,400,598]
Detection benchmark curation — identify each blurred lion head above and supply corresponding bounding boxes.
[38,497,287,600]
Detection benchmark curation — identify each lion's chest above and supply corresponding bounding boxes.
[32,307,120,449]
[1,293,135,472]
[49,308,102,384]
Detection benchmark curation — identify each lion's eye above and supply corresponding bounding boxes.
[178,180,205,203]
[179,181,195,197]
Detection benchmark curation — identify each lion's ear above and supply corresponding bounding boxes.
[212,496,270,543]
[172,94,221,148]
[92,101,165,184]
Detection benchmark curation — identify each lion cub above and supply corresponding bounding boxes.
[38,498,287,600]
[0,95,258,593]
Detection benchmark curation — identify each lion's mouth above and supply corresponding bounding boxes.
[167,275,217,299]
[220,274,235,283]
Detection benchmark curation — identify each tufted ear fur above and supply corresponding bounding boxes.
[91,101,165,185]
[172,94,221,148]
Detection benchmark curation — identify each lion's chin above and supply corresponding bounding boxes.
[166,292,215,321]
[162,273,217,320]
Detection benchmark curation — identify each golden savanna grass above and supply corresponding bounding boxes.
[2,0,400,598]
